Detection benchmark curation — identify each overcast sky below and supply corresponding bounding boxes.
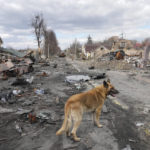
[0,0,150,50]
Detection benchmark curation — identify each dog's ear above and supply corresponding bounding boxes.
[103,80,108,88]
[107,78,110,83]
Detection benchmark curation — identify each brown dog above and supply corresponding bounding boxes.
[56,79,119,141]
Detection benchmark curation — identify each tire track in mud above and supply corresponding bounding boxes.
[106,99,150,150]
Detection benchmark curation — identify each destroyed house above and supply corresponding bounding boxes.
[0,47,34,78]
[112,39,133,50]
[0,47,26,58]
[82,44,105,59]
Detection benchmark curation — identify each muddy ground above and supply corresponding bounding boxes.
[0,57,150,150]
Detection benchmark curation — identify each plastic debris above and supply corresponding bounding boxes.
[74,83,81,90]
[135,122,144,127]
[26,76,34,84]
[37,112,49,120]
[0,91,12,103]
[34,89,45,95]
[36,109,59,121]
[122,144,132,150]
[15,122,22,134]
[128,139,136,143]
[1,97,7,103]
[12,89,22,95]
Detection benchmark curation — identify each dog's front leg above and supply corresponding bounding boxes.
[94,106,103,128]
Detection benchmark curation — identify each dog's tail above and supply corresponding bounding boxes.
[56,103,71,135]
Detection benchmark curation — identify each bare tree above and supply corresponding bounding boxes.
[31,13,46,55]
[44,29,60,57]
[0,36,3,47]
[69,40,82,57]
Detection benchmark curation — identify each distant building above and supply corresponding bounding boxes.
[82,44,98,58]
[82,35,109,59]
[110,36,133,50]
[82,44,108,59]
[134,43,142,50]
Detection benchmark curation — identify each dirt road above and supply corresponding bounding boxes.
[67,58,150,150]
[0,57,150,150]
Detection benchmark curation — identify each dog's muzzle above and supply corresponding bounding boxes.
[108,88,119,97]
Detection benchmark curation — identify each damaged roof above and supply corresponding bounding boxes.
[0,47,26,58]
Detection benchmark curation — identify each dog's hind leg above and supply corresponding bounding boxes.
[71,111,82,142]
[66,115,72,136]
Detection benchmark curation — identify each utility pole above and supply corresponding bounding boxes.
[120,33,124,39]
[48,43,50,59]
[75,38,77,58]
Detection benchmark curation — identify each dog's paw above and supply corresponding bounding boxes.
[97,124,103,128]
[74,137,81,142]
[66,131,71,137]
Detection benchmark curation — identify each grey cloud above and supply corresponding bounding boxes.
[1,0,150,49]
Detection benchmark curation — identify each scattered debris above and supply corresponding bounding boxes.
[26,76,34,84]
[143,107,150,114]
[12,89,22,96]
[0,91,12,103]
[34,89,45,95]
[135,122,144,127]
[28,112,36,123]
[88,66,95,70]
[0,49,34,79]
[91,73,106,80]
[59,53,66,57]
[36,109,59,122]
[74,83,82,90]
[15,122,22,134]
[53,64,57,68]
[11,78,29,86]
[128,139,136,143]
[0,106,14,113]
[122,144,132,150]
[37,72,48,77]
[115,50,125,60]
[66,75,90,83]
[22,100,34,106]
[0,53,150,150]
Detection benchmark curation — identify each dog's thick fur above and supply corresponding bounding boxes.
[56,79,118,141]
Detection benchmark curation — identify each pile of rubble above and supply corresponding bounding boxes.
[94,49,150,70]
[95,59,133,70]
[0,47,34,80]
